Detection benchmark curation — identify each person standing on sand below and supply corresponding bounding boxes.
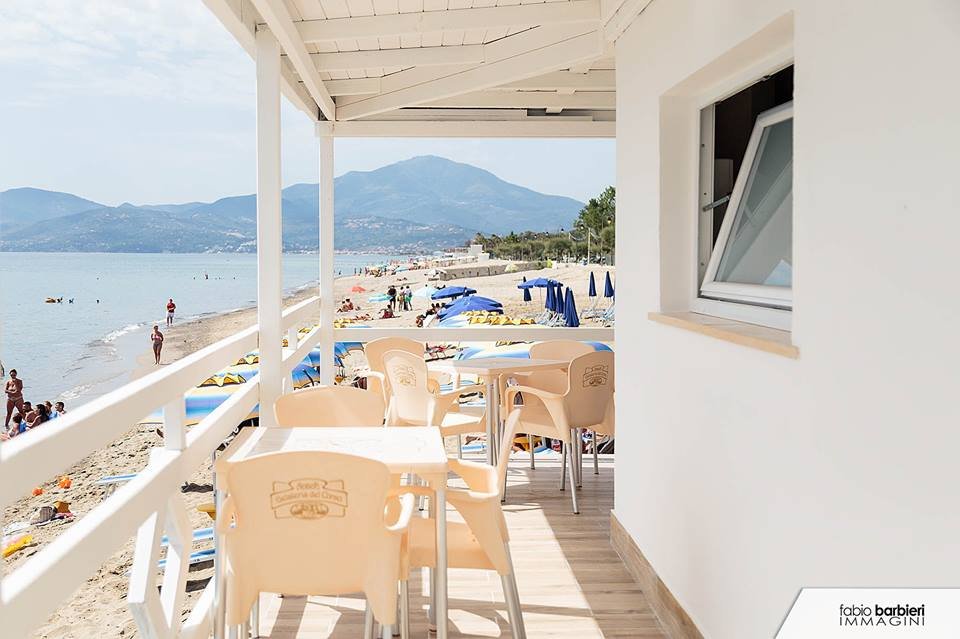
[387,285,397,312]
[151,325,164,365]
[4,369,24,429]
[166,298,176,326]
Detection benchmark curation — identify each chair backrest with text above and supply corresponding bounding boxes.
[219,451,402,626]
[563,351,615,429]
[382,349,434,425]
[274,385,385,427]
[364,337,425,402]
[528,340,597,394]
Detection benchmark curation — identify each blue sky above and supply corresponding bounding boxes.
[0,0,615,207]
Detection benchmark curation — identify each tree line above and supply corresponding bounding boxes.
[467,186,615,263]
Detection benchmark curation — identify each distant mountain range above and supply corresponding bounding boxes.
[0,156,583,253]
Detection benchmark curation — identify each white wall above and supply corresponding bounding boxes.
[614,1,960,637]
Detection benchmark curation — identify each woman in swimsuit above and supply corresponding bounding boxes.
[151,325,164,365]
[4,369,24,429]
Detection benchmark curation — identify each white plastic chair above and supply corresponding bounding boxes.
[382,350,486,444]
[274,384,386,427]
[217,450,415,638]
[504,351,615,513]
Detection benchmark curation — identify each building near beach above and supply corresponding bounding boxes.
[2,1,958,639]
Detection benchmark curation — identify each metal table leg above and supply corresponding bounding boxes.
[435,485,448,639]
[485,378,497,466]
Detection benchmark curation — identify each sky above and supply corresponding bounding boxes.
[0,0,615,207]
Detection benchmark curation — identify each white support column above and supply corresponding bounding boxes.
[317,129,336,385]
[256,26,284,427]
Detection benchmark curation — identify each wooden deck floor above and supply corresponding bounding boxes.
[254,455,668,638]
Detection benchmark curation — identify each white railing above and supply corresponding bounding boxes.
[0,300,612,638]
[0,296,320,639]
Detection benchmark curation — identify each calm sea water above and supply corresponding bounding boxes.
[0,252,406,408]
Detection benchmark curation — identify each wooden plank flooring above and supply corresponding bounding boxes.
[255,455,669,638]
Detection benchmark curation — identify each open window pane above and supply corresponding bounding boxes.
[715,117,793,287]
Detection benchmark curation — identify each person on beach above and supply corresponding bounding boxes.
[52,401,66,418]
[379,306,395,320]
[5,369,24,429]
[387,285,397,312]
[27,403,50,428]
[151,325,164,365]
[166,298,176,326]
[405,286,413,311]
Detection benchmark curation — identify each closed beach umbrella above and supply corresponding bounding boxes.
[564,289,580,327]
[545,282,555,311]
[521,276,532,302]
[432,286,477,300]
[588,272,597,297]
[604,272,615,298]
[555,283,565,314]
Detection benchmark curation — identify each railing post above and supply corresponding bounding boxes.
[255,24,284,427]
[162,397,186,451]
[317,127,335,385]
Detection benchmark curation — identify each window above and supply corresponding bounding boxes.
[694,65,794,328]
[701,102,793,308]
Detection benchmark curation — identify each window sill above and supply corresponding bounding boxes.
[648,311,799,359]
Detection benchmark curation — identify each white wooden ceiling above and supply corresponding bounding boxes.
[204,0,618,135]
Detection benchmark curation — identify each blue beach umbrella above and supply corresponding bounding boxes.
[588,272,597,297]
[564,289,580,327]
[432,286,477,300]
[521,276,532,302]
[545,282,555,311]
[555,283,565,314]
[437,296,503,320]
[413,285,438,298]
[603,272,615,298]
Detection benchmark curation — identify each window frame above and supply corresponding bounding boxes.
[699,100,794,313]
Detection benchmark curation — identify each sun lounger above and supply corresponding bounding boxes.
[156,548,216,570]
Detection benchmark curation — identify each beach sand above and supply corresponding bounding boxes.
[3,260,613,638]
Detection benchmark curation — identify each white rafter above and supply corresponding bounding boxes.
[202,0,317,118]
[499,70,615,91]
[326,77,382,96]
[336,26,603,121]
[326,118,615,138]
[311,45,485,71]
[248,0,336,120]
[297,0,600,42]
[426,90,615,109]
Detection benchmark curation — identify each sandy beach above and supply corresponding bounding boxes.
[3,259,613,638]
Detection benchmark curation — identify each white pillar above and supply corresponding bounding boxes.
[255,26,283,427]
[317,127,335,385]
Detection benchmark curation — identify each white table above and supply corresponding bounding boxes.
[215,426,451,639]
[429,357,568,464]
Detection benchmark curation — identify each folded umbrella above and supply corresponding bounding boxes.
[564,289,580,328]
[588,272,597,297]
[604,272,615,298]
[521,276,532,302]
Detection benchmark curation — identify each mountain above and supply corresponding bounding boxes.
[0,156,584,253]
[0,187,103,233]
[334,155,581,234]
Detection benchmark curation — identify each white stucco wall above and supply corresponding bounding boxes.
[613,1,960,637]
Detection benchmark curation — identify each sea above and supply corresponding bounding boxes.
[0,252,408,409]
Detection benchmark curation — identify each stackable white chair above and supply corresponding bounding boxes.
[217,451,415,638]
[399,413,528,638]
[364,337,446,406]
[504,351,615,514]
[501,340,596,469]
[274,384,386,427]
[382,350,487,445]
